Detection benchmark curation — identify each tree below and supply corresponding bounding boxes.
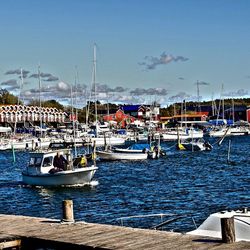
[28,99,64,110]
[0,88,20,105]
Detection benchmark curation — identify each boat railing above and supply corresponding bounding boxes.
[116,213,198,230]
[234,216,250,227]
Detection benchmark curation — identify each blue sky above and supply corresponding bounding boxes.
[0,0,250,106]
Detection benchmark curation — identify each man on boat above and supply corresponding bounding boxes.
[53,152,68,171]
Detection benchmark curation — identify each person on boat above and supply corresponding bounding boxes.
[80,155,87,167]
[53,152,68,171]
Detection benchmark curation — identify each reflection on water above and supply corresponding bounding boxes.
[0,136,249,232]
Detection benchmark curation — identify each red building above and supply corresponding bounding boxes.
[103,109,135,128]
[247,106,250,123]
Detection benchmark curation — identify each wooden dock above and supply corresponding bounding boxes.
[1,214,250,249]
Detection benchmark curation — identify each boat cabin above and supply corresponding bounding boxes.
[26,149,73,175]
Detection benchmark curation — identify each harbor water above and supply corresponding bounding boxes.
[0,136,249,232]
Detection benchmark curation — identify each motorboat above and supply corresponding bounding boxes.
[85,133,125,147]
[0,137,52,151]
[22,148,98,186]
[96,149,149,160]
[187,209,250,242]
[179,138,213,151]
[161,127,203,141]
[96,143,165,161]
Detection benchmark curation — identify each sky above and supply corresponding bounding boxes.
[0,0,250,107]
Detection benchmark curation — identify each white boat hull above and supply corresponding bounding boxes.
[22,166,97,186]
[187,210,250,242]
[87,137,125,146]
[161,128,203,141]
[96,150,148,160]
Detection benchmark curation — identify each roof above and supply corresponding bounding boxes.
[121,105,141,112]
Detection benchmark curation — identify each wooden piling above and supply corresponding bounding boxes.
[62,200,74,223]
[221,217,235,243]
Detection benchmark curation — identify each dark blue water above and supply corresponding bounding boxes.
[0,136,249,232]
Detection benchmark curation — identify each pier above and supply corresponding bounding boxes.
[1,214,250,249]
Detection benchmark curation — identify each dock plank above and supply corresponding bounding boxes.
[0,214,250,249]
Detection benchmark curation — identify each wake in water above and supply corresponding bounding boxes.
[21,180,99,189]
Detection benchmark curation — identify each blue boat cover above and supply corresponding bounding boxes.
[129,143,151,150]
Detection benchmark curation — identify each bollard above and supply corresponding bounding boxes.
[62,200,74,223]
[221,217,235,243]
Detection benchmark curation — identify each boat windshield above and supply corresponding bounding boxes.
[42,156,53,167]
[29,157,42,167]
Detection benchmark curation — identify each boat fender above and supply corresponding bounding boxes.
[177,143,186,150]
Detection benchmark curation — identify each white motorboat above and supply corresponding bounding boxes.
[209,126,250,137]
[230,126,250,136]
[161,127,203,141]
[209,127,230,137]
[85,134,125,147]
[96,149,149,160]
[179,138,213,151]
[187,209,250,242]
[22,148,98,186]
[0,137,52,151]
[96,143,165,161]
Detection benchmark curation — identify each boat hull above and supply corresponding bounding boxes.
[96,150,148,160]
[187,210,250,242]
[22,166,97,186]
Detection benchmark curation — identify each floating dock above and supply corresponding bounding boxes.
[1,214,250,249]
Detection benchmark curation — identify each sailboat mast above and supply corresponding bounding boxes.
[91,43,99,137]
[71,85,77,157]
[232,98,235,124]
[93,44,98,127]
[14,68,24,135]
[221,84,224,121]
[197,80,200,112]
[19,68,23,105]
[38,65,43,138]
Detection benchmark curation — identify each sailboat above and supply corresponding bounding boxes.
[85,44,125,147]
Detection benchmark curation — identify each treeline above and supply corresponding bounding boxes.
[160,98,250,117]
[1,88,250,122]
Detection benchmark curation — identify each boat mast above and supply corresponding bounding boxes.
[14,68,24,135]
[93,43,98,136]
[38,65,43,138]
[71,85,77,157]
[196,80,201,113]
[232,98,235,124]
[222,84,225,121]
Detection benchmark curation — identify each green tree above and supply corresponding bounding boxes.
[0,88,20,105]
[28,99,64,110]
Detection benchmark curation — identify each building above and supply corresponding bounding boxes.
[247,106,250,123]
[0,104,68,127]
[120,104,160,121]
[103,109,135,128]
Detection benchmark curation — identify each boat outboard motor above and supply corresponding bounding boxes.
[204,141,213,151]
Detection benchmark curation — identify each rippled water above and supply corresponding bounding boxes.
[0,136,249,232]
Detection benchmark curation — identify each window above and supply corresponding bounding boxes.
[29,157,42,167]
[42,157,53,167]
